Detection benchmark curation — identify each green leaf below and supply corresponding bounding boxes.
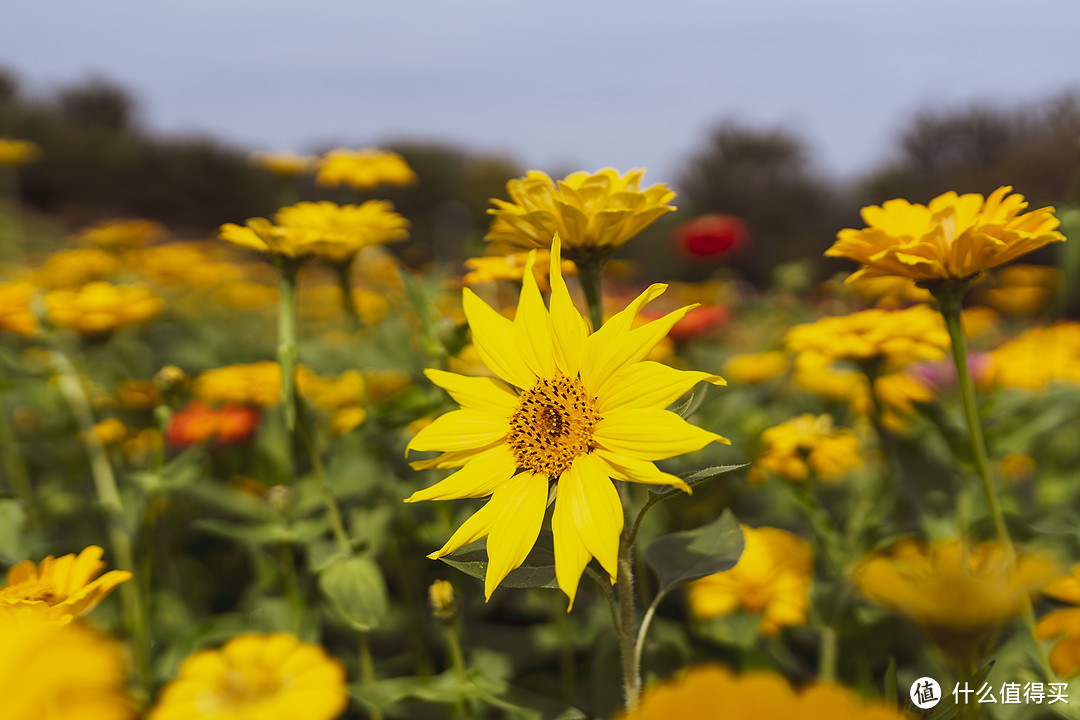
[0,499,26,563]
[648,463,749,499]
[194,517,328,546]
[440,532,558,590]
[400,267,446,360]
[643,509,743,593]
[319,555,389,631]
[922,660,994,720]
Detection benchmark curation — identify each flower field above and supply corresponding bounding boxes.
[4,136,1080,720]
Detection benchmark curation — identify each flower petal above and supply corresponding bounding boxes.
[424,369,519,418]
[593,449,690,492]
[553,481,592,609]
[463,288,536,390]
[594,408,729,461]
[407,444,518,502]
[426,500,501,560]
[597,361,725,414]
[548,235,588,377]
[406,409,507,454]
[562,453,622,583]
[485,472,549,600]
[513,251,556,378]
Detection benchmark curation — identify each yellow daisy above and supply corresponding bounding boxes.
[148,633,347,720]
[0,545,132,624]
[407,235,728,606]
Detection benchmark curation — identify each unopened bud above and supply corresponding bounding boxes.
[429,579,457,621]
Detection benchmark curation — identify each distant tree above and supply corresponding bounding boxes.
[57,79,135,133]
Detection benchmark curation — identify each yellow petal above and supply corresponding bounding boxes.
[548,234,588,377]
[427,500,501,559]
[594,408,729,461]
[513,251,556,378]
[463,288,536,390]
[424,369,519,417]
[407,444,518,502]
[561,453,622,583]
[406,409,507,454]
[552,480,592,609]
[408,443,501,471]
[484,472,549,600]
[593,449,690,492]
[597,361,725,414]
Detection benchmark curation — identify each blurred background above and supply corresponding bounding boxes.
[3,0,1080,286]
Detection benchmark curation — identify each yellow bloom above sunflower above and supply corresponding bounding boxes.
[0,281,39,338]
[148,633,347,720]
[828,186,1065,284]
[689,525,812,636]
[486,169,676,260]
[0,545,132,624]
[251,150,317,178]
[0,137,41,166]
[464,249,577,292]
[44,282,162,339]
[221,200,409,263]
[408,235,728,606]
[315,147,417,189]
[0,616,134,720]
[752,414,863,483]
[985,322,1080,390]
[1037,564,1080,678]
[619,665,906,720]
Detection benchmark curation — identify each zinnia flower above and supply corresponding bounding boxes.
[464,249,577,292]
[486,169,676,261]
[0,281,38,338]
[194,362,282,408]
[77,219,165,252]
[689,525,812,636]
[166,402,260,447]
[673,214,748,259]
[722,351,789,385]
[0,616,134,720]
[0,137,41,166]
[34,248,120,288]
[752,414,863,483]
[0,545,132,624]
[44,282,162,340]
[986,323,1080,390]
[251,151,317,178]
[407,235,728,605]
[828,186,1065,284]
[619,665,906,720]
[1036,564,1080,678]
[220,201,409,264]
[315,148,417,189]
[148,633,347,720]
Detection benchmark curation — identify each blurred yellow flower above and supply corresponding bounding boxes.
[315,147,417,189]
[148,633,347,720]
[1037,564,1080,678]
[34,248,120,289]
[464,249,577,292]
[986,323,1080,390]
[722,351,789,385]
[45,282,162,339]
[689,525,811,636]
[92,417,128,446]
[220,200,409,263]
[998,453,1037,484]
[854,538,1055,660]
[486,169,676,260]
[0,545,132,624]
[77,219,165,252]
[128,242,247,289]
[619,665,907,720]
[194,361,281,408]
[0,281,38,337]
[251,150,317,177]
[848,274,933,308]
[0,137,41,166]
[828,186,1065,284]
[407,236,727,605]
[429,579,457,620]
[0,616,134,720]
[753,414,863,483]
[786,306,949,372]
[975,264,1059,317]
[115,379,159,411]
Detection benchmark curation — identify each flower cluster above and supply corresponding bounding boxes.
[751,414,863,483]
[315,148,417,189]
[1037,564,1080,678]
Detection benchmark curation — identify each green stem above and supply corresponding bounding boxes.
[359,631,384,720]
[819,626,838,682]
[552,594,576,704]
[332,259,363,333]
[936,291,1056,684]
[616,539,640,710]
[632,588,668,679]
[277,261,300,437]
[0,366,38,529]
[577,259,605,331]
[51,351,149,698]
[445,621,473,720]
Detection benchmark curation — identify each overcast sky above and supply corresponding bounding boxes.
[3,0,1079,187]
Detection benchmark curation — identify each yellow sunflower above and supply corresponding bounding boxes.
[407,235,728,606]
[0,545,132,624]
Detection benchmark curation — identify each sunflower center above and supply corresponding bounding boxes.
[507,374,600,478]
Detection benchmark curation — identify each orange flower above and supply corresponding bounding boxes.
[166,402,260,447]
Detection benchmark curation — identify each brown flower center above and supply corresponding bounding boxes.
[507,374,600,478]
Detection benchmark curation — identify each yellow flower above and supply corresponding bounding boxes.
[0,545,132,624]
[721,351,789,385]
[689,525,811,636]
[986,323,1080,390]
[486,169,676,260]
[0,616,134,720]
[429,579,457,620]
[220,201,409,263]
[0,137,41,166]
[0,281,39,337]
[92,417,129,446]
[828,186,1065,284]
[998,453,1037,484]
[754,414,863,483]
[464,249,577,292]
[619,665,907,720]
[1037,564,1080,678]
[786,306,949,372]
[854,539,1055,660]
[407,235,728,605]
[315,148,417,189]
[251,151,317,177]
[34,248,120,289]
[848,275,933,308]
[44,282,162,339]
[194,362,281,408]
[148,633,347,720]
[78,219,165,252]
[975,264,1059,316]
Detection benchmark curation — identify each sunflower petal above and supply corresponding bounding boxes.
[563,453,622,583]
[552,481,592,609]
[594,408,729,460]
[548,234,588,376]
[485,472,549,600]
[406,409,507,454]
[424,369,519,417]
[427,500,501,560]
[407,444,518,502]
[514,251,556,378]
[598,361,725,414]
[463,288,536,390]
[593,449,690,492]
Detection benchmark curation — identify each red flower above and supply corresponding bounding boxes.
[166,402,260,447]
[667,305,731,342]
[674,214,749,259]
